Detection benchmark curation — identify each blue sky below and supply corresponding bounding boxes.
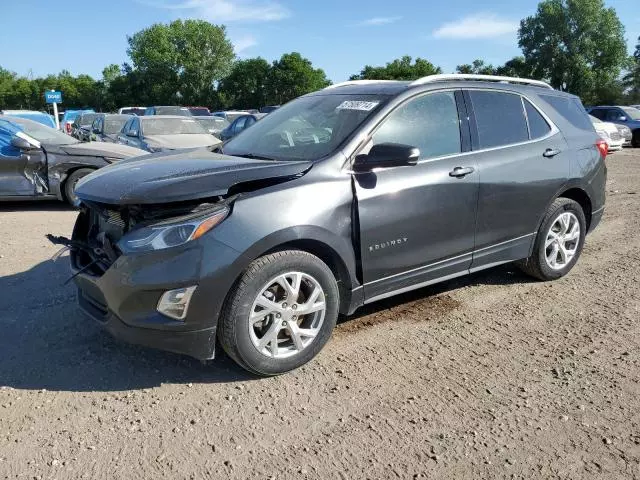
[1,0,638,82]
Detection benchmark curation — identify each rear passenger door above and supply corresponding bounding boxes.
[463,89,570,270]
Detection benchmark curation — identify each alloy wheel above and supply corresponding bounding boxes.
[249,272,326,359]
[544,212,580,270]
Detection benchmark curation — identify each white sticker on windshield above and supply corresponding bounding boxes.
[336,100,380,112]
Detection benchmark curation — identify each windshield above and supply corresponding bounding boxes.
[142,117,206,135]
[188,107,210,116]
[223,94,389,161]
[196,117,229,131]
[621,107,640,120]
[155,107,192,116]
[120,108,145,116]
[104,116,130,134]
[7,117,77,145]
[79,113,99,126]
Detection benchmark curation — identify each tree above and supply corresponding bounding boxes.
[127,20,235,105]
[350,56,441,81]
[623,36,640,104]
[518,0,628,104]
[456,59,496,75]
[266,53,331,105]
[218,58,271,109]
[494,56,536,78]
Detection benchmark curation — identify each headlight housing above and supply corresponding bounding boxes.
[117,207,229,254]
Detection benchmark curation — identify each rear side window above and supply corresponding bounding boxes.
[373,91,461,160]
[524,99,552,139]
[540,95,593,131]
[469,91,529,149]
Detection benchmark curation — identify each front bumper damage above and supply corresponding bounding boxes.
[51,201,243,360]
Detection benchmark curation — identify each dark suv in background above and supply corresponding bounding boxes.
[59,74,606,376]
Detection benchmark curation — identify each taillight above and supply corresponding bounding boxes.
[65,123,71,134]
[596,139,608,159]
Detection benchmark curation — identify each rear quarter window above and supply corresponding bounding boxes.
[540,95,593,131]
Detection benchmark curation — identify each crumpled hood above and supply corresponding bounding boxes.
[144,134,221,149]
[60,142,146,159]
[75,149,312,205]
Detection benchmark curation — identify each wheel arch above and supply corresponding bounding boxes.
[557,187,593,231]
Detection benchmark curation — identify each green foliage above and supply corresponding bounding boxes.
[265,53,331,105]
[623,37,640,103]
[456,60,496,75]
[349,56,441,81]
[518,0,628,104]
[218,58,271,109]
[127,19,235,105]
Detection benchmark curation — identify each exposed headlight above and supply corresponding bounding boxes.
[117,207,229,253]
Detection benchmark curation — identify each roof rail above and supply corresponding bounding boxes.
[410,74,554,90]
[324,80,400,90]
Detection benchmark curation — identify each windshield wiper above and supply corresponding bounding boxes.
[235,153,278,161]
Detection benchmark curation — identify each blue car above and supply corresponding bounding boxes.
[60,109,94,135]
[1,110,56,128]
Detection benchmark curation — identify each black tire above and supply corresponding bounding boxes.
[64,168,94,206]
[517,198,586,281]
[632,131,640,148]
[219,250,339,376]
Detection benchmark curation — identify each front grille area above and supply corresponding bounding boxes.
[72,207,125,277]
[610,132,622,141]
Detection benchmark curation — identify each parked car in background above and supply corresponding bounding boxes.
[60,109,94,135]
[118,107,146,116]
[90,114,132,143]
[212,111,251,122]
[616,124,633,146]
[144,106,192,116]
[71,112,100,142]
[218,113,266,141]
[589,115,624,151]
[588,106,640,147]
[187,106,210,116]
[259,105,280,114]
[1,110,57,128]
[116,115,221,152]
[0,116,144,204]
[194,116,229,137]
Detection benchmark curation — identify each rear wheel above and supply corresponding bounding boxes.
[64,168,94,206]
[517,198,586,281]
[219,250,339,376]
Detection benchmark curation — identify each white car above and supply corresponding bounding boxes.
[589,115,624,152]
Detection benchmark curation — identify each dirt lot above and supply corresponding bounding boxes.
[1,150,640,480]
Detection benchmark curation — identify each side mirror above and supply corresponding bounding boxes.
[618,116,627,122]
[11,136,34,150]
[127,130,138,137]
[353,143,420,172]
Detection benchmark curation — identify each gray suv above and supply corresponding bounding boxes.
[56,75,607,376]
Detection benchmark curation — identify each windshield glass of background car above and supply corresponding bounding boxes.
[9,117,77,145]
[621,107,640,120]
[223,94,389,161]
[80,114,99,125]
[156,107,192,116]
[142,118,207,135]
[197,118,229,130]
[104,117,130,134]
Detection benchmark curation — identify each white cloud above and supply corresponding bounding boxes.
[232,34,258,54]
[433,13,518,39]
[150,0,290,23]
[357,16,403,26]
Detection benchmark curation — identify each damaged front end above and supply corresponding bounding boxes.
[50,196,231,277]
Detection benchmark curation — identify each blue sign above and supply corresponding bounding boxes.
[44,91,62,103]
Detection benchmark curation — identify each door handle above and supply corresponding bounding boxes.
[449,166,475,178]
[543,148,561,158]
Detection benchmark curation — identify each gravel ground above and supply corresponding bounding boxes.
[1,150,639,480]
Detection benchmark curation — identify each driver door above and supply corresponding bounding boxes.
[354,90,479,302]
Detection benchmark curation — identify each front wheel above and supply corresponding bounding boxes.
[219,250,339,376]
[517,198,586,281]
